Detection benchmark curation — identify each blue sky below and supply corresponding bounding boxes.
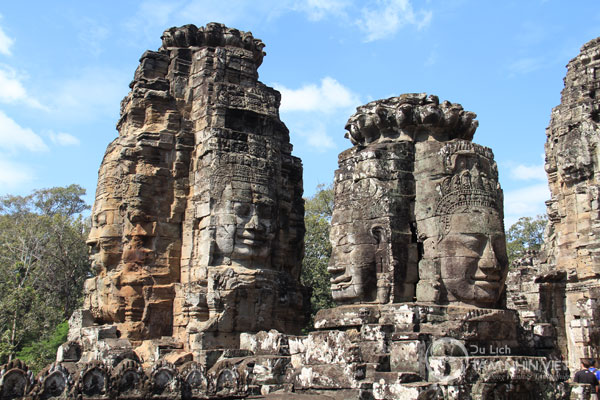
[0,1,598,226]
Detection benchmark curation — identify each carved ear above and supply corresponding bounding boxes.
[371,226,386,244]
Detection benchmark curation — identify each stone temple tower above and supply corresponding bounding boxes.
[542,37,600,370]
[505,37,600,374]
[81,23,308,364]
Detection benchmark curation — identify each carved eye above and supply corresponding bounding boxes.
[96,212,107,226]
[462,234,485,252]
[338,235,349,246]
[99,239,119,252]
[337,235,353,253]
[440,233,482,257]
[256,204,272,219]
[233,203,251,217]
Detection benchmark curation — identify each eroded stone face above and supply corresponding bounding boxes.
[328,222,379,303]
[328,140,417,305]
[437,211,508,306]
[86,202,122,275]
[212,188,276,268]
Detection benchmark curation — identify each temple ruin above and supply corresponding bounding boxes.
[1,23,599,400]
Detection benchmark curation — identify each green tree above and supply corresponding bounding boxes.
[0,185,90,368]
[17,321,69,373]
[301,184,335,330]
[506,214,547,266]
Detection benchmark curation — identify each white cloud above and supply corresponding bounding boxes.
[47,68,128,123]
[128,0,291,34]
[0,110,48,152]
[49,132,80,146]
[508,57,544,75]
[504,183,550,227]
[77,18,110,57]
[178,0,297,26]
[294,0,350,21]
[128,0,427,44]
[0,157,34,188]
[358,0,432,42]
[294,123,336,152]
[126,0,181,31]
[0,66,45,109]
[509,163,546,181]
[0,19,14,56]
[275,77,360,113]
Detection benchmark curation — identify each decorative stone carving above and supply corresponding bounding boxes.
[416,140,507,308]
[111,358,146,395]
[150,361,180,395]
[33,363,72,399]
[329,94,507,309]
[75,361,109,397]
[0,360,32,400]
[179,361,208,396]
[344,93,478,146]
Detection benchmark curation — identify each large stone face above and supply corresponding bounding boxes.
[415,140,507,308]
[329,93,508,308]
[83,23,307,348]
[328,141,416,304]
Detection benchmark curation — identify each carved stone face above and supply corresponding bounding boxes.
[328,223,378,303]
[86,202,122,275]
[214,196,275,267]
[437,211,508,307]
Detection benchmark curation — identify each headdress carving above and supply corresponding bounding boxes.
[434,141,503,234]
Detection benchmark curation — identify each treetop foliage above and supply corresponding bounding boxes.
[305,183,334,220]
[0,184,89,217]
[506,214,547,266]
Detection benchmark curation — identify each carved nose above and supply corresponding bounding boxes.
[246,212,263,231]
[478,238,499,271]
[327,256,344,273]
[86,238,99,253]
